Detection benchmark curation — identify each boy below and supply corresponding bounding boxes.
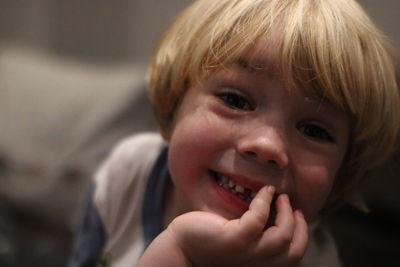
[70,0,400,266]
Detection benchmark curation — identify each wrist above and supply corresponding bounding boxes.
[137,229,194,267]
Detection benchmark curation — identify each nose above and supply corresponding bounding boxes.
[236,126,289,169]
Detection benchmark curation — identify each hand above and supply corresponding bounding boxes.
[138,186,308,267]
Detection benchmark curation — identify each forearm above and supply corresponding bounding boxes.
[136,230,193,267]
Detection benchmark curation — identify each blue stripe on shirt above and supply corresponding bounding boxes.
[142,146,169,248]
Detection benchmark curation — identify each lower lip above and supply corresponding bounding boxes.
[210,176,250,215]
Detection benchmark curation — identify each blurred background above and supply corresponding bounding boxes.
[0,0,398,266]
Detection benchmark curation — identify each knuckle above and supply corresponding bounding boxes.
[270,233,293,253]
[252,197,271,210]
[289,248,305,262]
[279,231,293,246]
[287,243,307,264]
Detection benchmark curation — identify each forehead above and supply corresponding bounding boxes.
[234,38,342,106]
[236,39,280,74]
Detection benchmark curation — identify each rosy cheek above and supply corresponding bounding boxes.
[294,165,335,220]
[168,114,217,169]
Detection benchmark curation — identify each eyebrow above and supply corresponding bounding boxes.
[234,57,276,76]
[236,58,327,103]
[235,58,266,72]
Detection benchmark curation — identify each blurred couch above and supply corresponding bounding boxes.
[0,44,155,266]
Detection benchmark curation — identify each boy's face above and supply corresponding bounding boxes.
[164,47,350,222]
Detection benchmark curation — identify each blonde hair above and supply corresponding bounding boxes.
[148,0,400,210]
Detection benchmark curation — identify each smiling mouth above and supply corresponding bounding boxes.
[209,169,280,228]
[209,170,257,203]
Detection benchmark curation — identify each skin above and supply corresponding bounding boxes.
[139,186,308,267]
[138,44,350,266]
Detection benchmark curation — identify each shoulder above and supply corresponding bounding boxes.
[113,132,164,157]
[95,132,165,184]
[93,132,165,232]
[105,132,164,167]
[303,221,343,267]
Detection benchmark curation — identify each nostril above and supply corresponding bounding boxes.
[267,159,278,166]
[237,135,288,169]
[245,152,278,165]
[243,150,281,168]
[245,151,257,158]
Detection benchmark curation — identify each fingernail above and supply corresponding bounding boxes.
[278,194,290,205]
[268,185,275,193]
[296,209,305,218]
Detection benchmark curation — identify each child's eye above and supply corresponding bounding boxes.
[297,124,335,143]
[217,92,253,111]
